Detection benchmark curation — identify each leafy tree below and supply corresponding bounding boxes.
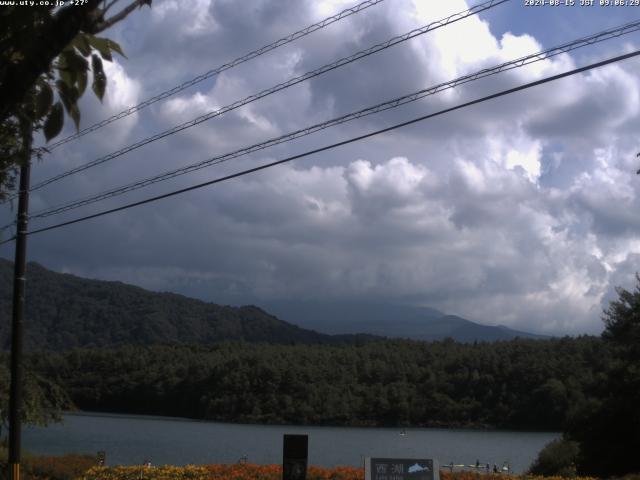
[528,438,579,477]
[0,0,152,439]
[0,0,152,198]
[15,336,610,430]
[602,274,640,359]
[569,274,640,476]
[0,362,72,440]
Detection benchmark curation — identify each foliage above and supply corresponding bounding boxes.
[606,476,640,480]
[76,465,602,480]
[0,1,150,199]
[601,274,640,361]
[22,453,96,480]
[527,438,579,477]
[0,259,373,349]
[79,464,363,480]
[0,260,616,432]
[17,335,610,431]
[0,360,73,437]
[567,275,640,477]
[0,448,95,480]
[440,474,591,480]
[4,28,125,145]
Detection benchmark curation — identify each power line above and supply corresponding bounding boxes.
[11,0,509,201]
[25,0,509,195]
[39,0,387,153]
[0,48,636,245]
[26,18,640,221]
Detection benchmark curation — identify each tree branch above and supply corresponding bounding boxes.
[102,0,122,15]
[91,0,151,33]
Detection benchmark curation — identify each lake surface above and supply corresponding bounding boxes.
[24,412,558,473]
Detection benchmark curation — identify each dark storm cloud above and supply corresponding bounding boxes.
[2,0,640,336]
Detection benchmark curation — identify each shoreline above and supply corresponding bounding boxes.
[61,410,562,434]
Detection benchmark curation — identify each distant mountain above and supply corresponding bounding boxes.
[0,259,375,351]
[0,259,546,350]
[262,300,549,342]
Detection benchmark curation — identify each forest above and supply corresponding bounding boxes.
[17,335,609,431]
[0,259,376,350]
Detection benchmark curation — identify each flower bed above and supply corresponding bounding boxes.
[78,463,363,480]
[0,452,96,480]
[77,464,601,480]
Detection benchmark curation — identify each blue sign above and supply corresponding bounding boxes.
[365,458,439,480]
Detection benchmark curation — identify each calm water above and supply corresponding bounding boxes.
[23,412,558,473]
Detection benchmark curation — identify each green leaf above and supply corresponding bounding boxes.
[61,48,89,72]
[58,49,88,89]
[91,54,106,102]
[35,83,53,119]
[87,36,112,61]
[55,80,79,113]
[11,51,24,62]
[56,54,73,86]
[43,102,64,142]
[60,68,76,90]
[68,103,81,131]
[76,68,87,97]
[107,39,127,59]
[72,34,92,57]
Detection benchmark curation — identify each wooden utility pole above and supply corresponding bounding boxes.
[8,153,31,480]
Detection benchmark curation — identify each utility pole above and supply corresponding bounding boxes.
[8,139,31,480]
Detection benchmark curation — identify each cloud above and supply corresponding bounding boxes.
[3,0,640,337]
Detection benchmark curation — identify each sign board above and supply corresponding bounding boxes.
[365,458,439,480]
[283,434,308,480]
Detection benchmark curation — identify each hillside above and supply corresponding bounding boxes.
[23,337,609,430]
[0,259,374,350]
[263,300,549,342]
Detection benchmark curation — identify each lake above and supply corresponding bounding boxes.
[23,412,558,473]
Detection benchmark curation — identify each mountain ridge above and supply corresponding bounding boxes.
[0,258,547,349]
[0,258,376,350]
[262,300,549,342]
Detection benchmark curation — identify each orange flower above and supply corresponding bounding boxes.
[77,462,598,480]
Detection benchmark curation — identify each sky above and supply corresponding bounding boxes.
[2,0,640,336]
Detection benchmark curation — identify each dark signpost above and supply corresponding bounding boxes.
[282,434,308,480]
[8,156,31,480]
[365,458,439,480]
